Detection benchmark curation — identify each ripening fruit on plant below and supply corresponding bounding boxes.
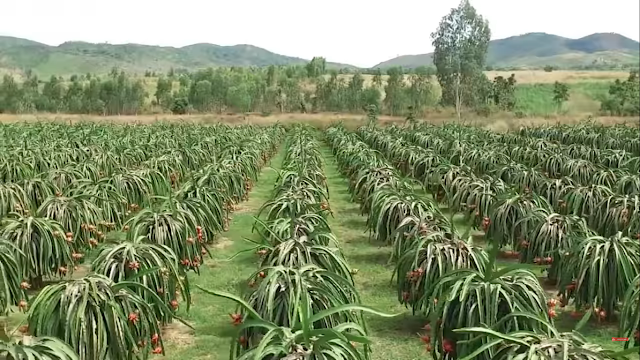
[18,299,28,312]
[230,313,243,326]
[442,338,455,354]
[128,312,139,324]
[238,336,248,346]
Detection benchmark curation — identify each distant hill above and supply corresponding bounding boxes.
[374,33,640,69]
[0,36,354,77]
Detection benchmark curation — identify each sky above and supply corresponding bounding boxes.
[1,0,639,68]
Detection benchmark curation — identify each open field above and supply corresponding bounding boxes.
[514,82,614,116]
[483,70,631,84]
[12,70,627,87]
[355,70,630,86]
[0,120,638,359]
[0,112,636,132]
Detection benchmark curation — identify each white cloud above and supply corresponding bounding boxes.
[1,0,638,68]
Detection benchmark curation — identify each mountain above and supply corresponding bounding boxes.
[374,33,640,69]
[0,36,355,77]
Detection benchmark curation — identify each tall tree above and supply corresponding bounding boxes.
[407,66,435,114]
[42,76,66,113]
[306,57,327,78]
[155,76,172,107]
[431,0,491,120]
[552,81,570,111]
[190,80,213,111]
[266,65,278,87]
[65,76,85,113]
[0,75,22,113]
[600,71,640,116]
[22,72,40,112]
[372,68,384,89]
[361,87,381,110]
[491,74,517,111]
[347,72,365,111]
[384,67,407,116]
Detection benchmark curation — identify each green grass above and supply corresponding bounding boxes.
[321,147,428,360]
[515,81,612,116]
[159,148,286,360]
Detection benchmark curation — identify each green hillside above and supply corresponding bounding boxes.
[374,32,640,69]
[1,32,638,77]
[0,36,354,77]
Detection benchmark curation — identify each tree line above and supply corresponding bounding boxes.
[0,69,147,115]
[0,62,517,117]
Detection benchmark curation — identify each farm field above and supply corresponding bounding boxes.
[0,120,639,360]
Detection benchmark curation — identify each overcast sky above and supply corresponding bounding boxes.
[2,0,639,68]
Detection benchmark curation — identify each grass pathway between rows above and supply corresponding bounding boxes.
[163,148,285,360]
[320,146,428,360]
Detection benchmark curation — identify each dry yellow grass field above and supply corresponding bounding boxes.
[483,70,630,83]
[8,69,630,88]
[139,70,629,92]
[336,70,629,86]
[1,112,635,132]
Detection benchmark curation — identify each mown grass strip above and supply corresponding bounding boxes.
[162,148,285,360]
[320,146,429,360]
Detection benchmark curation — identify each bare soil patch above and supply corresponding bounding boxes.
[163,322,195,348]
[212,237,233,249]
[71,264,91,279]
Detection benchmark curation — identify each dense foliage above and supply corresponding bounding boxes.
[431,0,492,119]
[600,71,640,116]
[0,65,435,116]
[0,98,638,359]
[327,119,640,359]
[0,122,283,358]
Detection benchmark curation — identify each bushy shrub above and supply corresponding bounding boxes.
[600,71,639,116]
[170,97,189,115]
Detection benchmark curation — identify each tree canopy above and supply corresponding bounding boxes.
[431,0,491,119]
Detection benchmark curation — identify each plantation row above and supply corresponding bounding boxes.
[200,125,396,359]
[327,126,491,357]
[364,125,638,238]
[359,124,639,318]
[401,125,639,196]
[519,123,639,154]
[0,123,283,359]
[326,123,640,359]
[498,131,638,173]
